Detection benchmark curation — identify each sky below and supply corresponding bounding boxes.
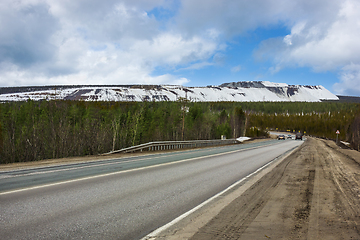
[0,0,360,96]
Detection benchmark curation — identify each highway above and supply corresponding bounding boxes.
[0,139,303,240]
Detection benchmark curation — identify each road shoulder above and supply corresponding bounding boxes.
[144,140,300,240]
[148,137,360,240]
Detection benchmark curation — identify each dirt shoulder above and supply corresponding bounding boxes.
[155,137,360,240]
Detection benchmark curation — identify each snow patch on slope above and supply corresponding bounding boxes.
[261,81,288,87]
[0,81,339,102]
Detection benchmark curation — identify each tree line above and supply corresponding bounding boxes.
[243,102,360,147]
[0,100,245,164]
[248,111,355,139]
[350,112,360,151]
[238,101,358,114]
[1,100,359,164]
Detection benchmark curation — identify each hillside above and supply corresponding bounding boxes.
[0,81,338,102]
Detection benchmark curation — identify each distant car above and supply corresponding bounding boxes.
[295,133,303,140]
[287,135,292,139]
[278,135,286,140]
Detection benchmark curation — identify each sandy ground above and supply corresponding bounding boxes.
[151,137,360,240]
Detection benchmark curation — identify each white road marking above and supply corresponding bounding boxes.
[0,145,243,178]
[141,144,302,240]
[0,151,193,178]
[0,143,276,195]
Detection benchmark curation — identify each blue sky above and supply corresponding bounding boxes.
[0,0,359,96]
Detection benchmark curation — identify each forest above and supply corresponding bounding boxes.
[0,100,359,164]
[0,100,245,164]
[245,102,359,140]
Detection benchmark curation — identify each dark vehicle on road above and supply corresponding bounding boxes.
[295,132,303,140]
[278,135,286,140]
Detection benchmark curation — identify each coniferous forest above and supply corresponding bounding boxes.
[245,102,360,141]
[0,100,245,164]
[0,100,359,164]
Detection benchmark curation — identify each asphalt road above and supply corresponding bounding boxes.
[0,139,303,240]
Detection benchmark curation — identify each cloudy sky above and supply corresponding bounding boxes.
[1,0,360,96]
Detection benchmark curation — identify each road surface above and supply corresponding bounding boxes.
[155,137,360,240]
[0,139,303,240]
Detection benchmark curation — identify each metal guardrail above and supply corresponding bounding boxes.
[102,139,239,155]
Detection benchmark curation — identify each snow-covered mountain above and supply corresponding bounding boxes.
[0,81,339,102]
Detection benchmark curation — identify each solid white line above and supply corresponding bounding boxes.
[141,158,276,240]
[141,144,301,240]
[0,143,275,196]
[0,151,195,179]
[0,145,236,178]
[0,143,263,178]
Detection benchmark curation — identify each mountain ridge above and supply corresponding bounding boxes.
[0,81,340,102]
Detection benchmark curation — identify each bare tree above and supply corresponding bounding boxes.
[112,117,120,152]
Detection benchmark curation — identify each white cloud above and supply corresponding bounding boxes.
[334,63,360,96]
[0,0,59,67]
[0,0,218,86]
[177,62,214,71]
[231,65,242,73]
[0,0,360,95]
[130,33,217,66]
[283,35,292,46]
[283,22,307,46]
[254,0,360,95]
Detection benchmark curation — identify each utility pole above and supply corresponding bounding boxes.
[180,87,188,141]
[182,106,185,141]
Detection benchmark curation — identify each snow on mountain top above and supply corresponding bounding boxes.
[0,81,339,102]
[261,81,288,87]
